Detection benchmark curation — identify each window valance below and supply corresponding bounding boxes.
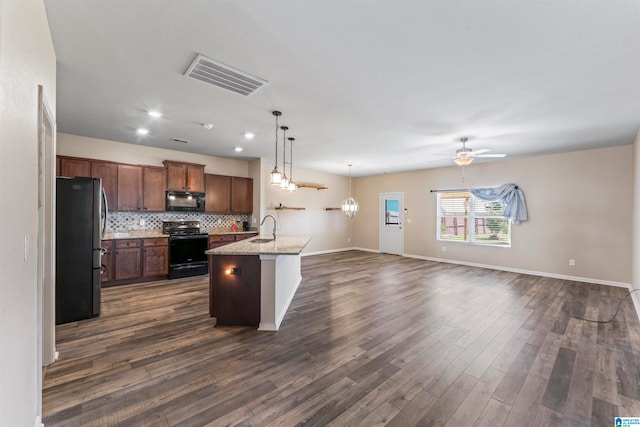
[470,183,528,224]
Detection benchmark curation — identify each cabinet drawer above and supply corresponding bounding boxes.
[235,233,258,241]
[143,237,168,247]
[209,234,236,243]
[116,239,142,248]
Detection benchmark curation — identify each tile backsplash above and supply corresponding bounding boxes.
[108,211,250,231]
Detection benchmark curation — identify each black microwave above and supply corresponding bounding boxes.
[166,191,205,212]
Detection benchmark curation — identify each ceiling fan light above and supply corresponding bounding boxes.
[454,157,473,166]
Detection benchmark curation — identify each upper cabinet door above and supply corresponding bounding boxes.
[142,166,166,211]
[205,174,231,213]
[117,164,143,211]
[90,161,118,210]
[187,165,205,192]
[230,177,253,213]
[163,161,205,192]
[59,157,90,178]
[165,162,187,191]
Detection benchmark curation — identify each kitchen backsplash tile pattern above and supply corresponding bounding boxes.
[108,211,250,231]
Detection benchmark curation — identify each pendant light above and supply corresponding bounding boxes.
[279,126,289,189]
[287,137,296,192]
[341,164,359,218]
[270,111,282,185]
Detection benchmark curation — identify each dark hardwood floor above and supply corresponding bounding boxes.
[43,250,640,426]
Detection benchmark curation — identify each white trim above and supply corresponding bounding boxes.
[34,416,44,427]
[274,274,302,329]
[301,247,354,257]
[403,253,631,288]
[352,246,380,253]
[258,322,277,331]
[630,290,640,323]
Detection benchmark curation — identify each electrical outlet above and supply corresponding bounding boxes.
[407,218,412,224]
[139,219,146,226]
[347,237,351,243]
[569,259,576,266]
[442,246,446,252]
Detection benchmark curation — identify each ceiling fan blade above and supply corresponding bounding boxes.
[475,153,506,158]
[473,148,490,155]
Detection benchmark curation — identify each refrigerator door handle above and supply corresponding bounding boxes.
[101,187,108,238]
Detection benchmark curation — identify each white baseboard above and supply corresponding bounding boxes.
[34,415,44,427]
[403,253,631,288]
[352,246,380,253]
[302,247,355,257]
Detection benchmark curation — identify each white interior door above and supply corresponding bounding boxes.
[380,192,404,255]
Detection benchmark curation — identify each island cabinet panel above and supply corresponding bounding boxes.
[205,174,231,213]
[117,164,143,211]
[142,166,166,211]
[230,177,253,213]
[209,255,261,326]
[143,238,168,277]
[164,161,205,192]
[90,161,118,210]
[59,157,90,178]
[100,240,114,283]
[114,239,142,281]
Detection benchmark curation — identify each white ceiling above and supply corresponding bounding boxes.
[44,0,640,177]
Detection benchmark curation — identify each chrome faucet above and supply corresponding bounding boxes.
[260,215,277,241]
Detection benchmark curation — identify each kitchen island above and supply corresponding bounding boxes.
[205,235,312,331]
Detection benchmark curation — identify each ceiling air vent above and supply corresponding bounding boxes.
[171,137,190,144]
[184,54,268,96]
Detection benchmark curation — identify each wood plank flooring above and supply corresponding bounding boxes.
[42,250,640,426]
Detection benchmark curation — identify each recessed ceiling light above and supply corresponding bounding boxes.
[203,123,214,130]
[244,132,255,140]
[234,147,243,152]
[148,110,162,118]
[136,128,149,135]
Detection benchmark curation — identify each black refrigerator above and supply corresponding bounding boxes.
[56,177,107,324]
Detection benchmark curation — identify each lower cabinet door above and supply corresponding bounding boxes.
[143,245,169,277]
[115,247,142,281]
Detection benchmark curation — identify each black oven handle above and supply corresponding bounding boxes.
[169,234,209,241]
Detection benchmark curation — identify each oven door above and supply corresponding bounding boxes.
[169,234,208,266]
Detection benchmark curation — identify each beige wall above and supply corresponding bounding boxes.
[354,145,633,285]
[632,130,640,300]
[0,0,57,424]
[261,167,354,254]
[57,133,249,177]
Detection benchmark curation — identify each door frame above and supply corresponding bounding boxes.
[379,192,404,255]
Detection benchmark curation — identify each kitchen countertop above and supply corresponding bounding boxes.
[103,228,259,240]
[205,235,312,255]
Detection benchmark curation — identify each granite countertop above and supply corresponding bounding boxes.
[104,228,259,240]
[205,235,312,256]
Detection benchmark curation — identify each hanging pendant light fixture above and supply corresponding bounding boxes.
[341,164,359,218]
[287,137,296,192]
[270,111,282,185]
[279,126,289,189]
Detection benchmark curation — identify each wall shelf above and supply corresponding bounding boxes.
[296,183,328,190]
[325,208,342,211]
[275,205,306,211]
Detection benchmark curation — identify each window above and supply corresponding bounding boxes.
[437,192,511,246]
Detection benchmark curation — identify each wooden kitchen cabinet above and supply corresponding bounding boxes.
[59,157,90,178]
[100,240,114,283]
[163,161,205,192]
[117,164,143,211]
[230,177,253,213]
[205,174,231,212]
[142,238,168,277]
[114,239,142,281]
[91,161,118,210]
[208,233,258,249]
[142,166,166,211]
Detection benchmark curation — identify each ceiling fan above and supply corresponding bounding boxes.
[439,137,507,166]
